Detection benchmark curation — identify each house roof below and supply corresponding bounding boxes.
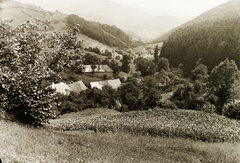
[118,71,130,78]
[51,82,72,95]
[69,81,87,93]
[82,65,113,73]
[160,92,173,102]
[118,71,130,79]
[90,79,121,90]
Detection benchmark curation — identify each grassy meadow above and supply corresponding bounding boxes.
[0,108,240,162]
[48,108,240,142]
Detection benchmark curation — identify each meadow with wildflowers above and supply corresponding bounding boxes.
[47,108,240,142]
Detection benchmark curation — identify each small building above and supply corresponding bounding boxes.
[51,82,72,95]
[160,92,173,103]
[90,79,121,90]
[68,81,87,94]
[82,65,113,78]
[117,71,131,81]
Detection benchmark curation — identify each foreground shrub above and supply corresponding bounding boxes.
[0,21,82,125]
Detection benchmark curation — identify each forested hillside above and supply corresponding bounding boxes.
[67,14,134,48]
[160,0,240,74]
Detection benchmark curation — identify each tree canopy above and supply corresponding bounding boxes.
[67,14,134,48]
[161,16,240,75]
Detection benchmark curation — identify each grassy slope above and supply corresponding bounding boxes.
[48,109,240,142]
[0,2,117,54]
[0,118,239,163]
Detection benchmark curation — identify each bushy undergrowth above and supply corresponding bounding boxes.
[223,100,240,120]
[47,109,240,142]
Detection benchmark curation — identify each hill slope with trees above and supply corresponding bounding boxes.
[67,14,134,48]
[0,0,134,49]
[160,0,240,74]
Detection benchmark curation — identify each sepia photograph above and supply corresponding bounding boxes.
[0,0,240,162]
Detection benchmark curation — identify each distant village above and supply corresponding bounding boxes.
[51,64,130,95]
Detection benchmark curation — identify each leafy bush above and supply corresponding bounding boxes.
[118,80,143,111]
[161,100,178,110]
[0,21,82,125]
[223,100,240,120]
[56,86,119,116]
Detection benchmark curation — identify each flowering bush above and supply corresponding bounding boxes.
[47,109,240,142]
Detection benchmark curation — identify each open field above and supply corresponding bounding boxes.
[0,118,240,163]
[48,108,240,142]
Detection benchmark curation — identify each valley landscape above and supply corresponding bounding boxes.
[0,0,240,162]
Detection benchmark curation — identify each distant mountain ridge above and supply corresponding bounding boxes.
[159,0,240,74]
[62,0,192,41]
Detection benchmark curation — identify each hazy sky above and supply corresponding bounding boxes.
[16,0,230,14]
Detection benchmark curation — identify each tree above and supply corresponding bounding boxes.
[136,58,156,76]
[102,85,119,109]
[90,64,97,77]
[191,59,208,80]
[208,58,239,115]
[157,57,170,72]
[0,21,59,125]
[0,21,83,125]
[109,60,120,75]
[121,55,131,73]
[171,81,195,109]
[154,45,159,64]
[118,81,142,111]
[83,53,100,65]
[142,76,161,109]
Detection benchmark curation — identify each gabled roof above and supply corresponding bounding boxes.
[90,79,121,90]
[160,92,173,103]
[69,81,87,93]
[118,71,130,78]
[82,65,113,73]
[51,82,72,95]
[107,79,121,89]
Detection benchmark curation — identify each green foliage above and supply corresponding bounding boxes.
[84,47,101,55]
[171,81,195,109]
[161,16,240,75]
[118,79,142,111]
[102,85,119,109]
[157,57,170,72]
[223,100,240,120]
[136,57,156,76]
[0,21,85,125]
[191,62,208,80]
[170,77,214,113]
[56,86,119,116]
[0,21,64,125]
[83,53,101,65]
[142,76,161,109]
[154,45,159,64]
[67,14,133,48]
[121,55,131,73]
[109,60,120,75]
[103,49,112,57]
[208,59,239,114]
